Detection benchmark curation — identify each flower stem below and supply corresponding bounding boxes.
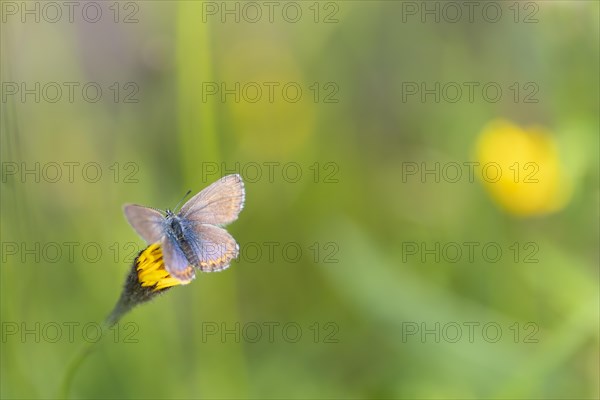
[59,297,133,398]
[58,323,107,399]
[105,291,135,327]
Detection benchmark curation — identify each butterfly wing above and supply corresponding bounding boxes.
[188,224,239,272]
[179,174,245,226]
[162,237,196,283]
[123,204,165,244]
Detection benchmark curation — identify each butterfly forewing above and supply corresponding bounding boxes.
[179,174,245,226]
[123,205,165,243]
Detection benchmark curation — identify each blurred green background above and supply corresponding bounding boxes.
[1,1,598,399]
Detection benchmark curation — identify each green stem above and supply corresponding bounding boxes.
[58,337,102,399]
[58,296,132,398]
[105,289,136,328]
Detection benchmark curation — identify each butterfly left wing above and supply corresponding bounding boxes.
[123,204,165,244]
[162,237,196,283]
[187,224,240,272]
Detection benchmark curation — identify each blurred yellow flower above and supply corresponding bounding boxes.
[475,119,573,216]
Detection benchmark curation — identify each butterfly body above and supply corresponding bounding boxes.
[163,212,201,268]
[123,174,245,283]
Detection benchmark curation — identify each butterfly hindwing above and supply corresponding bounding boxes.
[188,224,239,272]
[162,237,196,283]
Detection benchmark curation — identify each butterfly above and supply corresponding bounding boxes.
[123,174,245,283]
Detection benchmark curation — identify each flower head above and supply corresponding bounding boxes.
[106,243,188,326]
[136,243,190,290]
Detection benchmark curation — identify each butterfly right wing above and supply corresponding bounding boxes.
[123,204,165,244]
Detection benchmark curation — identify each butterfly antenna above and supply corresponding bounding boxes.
[173,190,192,212]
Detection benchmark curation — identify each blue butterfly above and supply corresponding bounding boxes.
[124,174,245,282]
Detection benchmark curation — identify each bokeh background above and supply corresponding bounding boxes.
[1,1,598,399]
